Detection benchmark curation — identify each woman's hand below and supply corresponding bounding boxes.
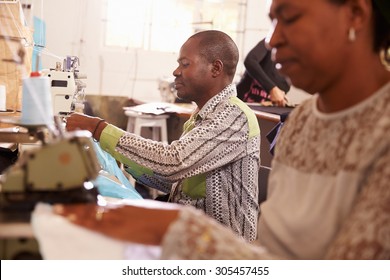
[269,87,287,107]
[53,202,180,246]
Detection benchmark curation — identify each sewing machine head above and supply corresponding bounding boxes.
[41,56,87,116]
[158,77,176,103]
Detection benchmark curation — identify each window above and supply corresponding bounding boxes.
[104,0,246,52]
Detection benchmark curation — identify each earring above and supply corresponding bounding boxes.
[348,28,356,42]
[380,46,390,72]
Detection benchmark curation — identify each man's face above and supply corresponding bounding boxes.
[173,37,213,103]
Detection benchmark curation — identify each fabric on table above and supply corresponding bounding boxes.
[92,141,142,200]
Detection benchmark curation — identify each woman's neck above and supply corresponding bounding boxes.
[317,58,390,113]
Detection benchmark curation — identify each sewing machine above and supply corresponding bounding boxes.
[0,124,100,260]
[0,55,98,212]
[41,56,87,115]
[0,128,101,211]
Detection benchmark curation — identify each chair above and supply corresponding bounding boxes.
[123,109,170,198]
[124,110,169,144]
[258,165,271,205]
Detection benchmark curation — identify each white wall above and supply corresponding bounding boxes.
[27,0,309,104]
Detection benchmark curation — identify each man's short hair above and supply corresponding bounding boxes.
[190,30,239,79]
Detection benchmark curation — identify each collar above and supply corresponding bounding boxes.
[196,84,237,120]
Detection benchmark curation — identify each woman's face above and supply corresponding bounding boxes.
[267,0,352,94]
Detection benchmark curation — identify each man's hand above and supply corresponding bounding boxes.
[65,113,95,132]
[66,113,107,140]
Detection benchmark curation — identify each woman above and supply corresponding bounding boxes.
[236,38,290,106]
[33,0,390,259]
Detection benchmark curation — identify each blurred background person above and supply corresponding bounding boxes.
[236,38,291,106]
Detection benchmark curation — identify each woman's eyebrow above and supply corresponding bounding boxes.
[269,3,291,19]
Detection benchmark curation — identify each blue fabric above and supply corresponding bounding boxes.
[92,141,142,199]
[266,112,291,156]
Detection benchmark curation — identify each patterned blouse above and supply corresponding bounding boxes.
[160,82,390,260]
[100,84,261,242]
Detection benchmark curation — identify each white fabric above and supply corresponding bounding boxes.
[31,203,161,260]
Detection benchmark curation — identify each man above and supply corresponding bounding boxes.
[66,30,260,241]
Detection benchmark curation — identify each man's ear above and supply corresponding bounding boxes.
[211,60,223,77]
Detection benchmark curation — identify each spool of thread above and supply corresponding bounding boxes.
[0,85,6,111]
[20,73,54,126]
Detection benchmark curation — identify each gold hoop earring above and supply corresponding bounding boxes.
[348,28,356,42]
[380,47,390,72]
